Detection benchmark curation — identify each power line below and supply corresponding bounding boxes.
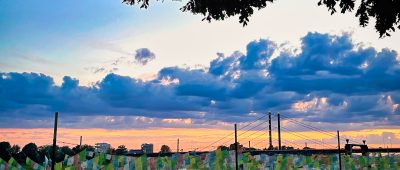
[280,126,336,148]
[246,127,278,149]
[250,126,276,143]
[237,120,267,139]
[281,113,354,144]
[279,113,361,144]
[236,114,275,145]
[250,126,302,150]
[198,132,234,151]
[198,113,268,151]
[281,138,303,149]
[279,113,338,137]
[58,140,79,146]
[280,126,333,147]
[253,138,279,149]
[252,140,266,149]
[238,126,267,143]
[237,113,268,131]
[216,135,235,148]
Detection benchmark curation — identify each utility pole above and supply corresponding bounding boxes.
[277,112,281,150]
[337,130,342,170]
[248,141,250,148]
[268,112,273,150]
[388,137,392,156]
[177,138,180,153]
[51,112,58,170]
[234,124,238,170]
[79,136,82,148]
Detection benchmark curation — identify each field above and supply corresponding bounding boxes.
[1,149,400,170]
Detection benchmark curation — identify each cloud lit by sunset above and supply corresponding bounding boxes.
[1,0,399,156]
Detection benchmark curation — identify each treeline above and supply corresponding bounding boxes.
[0,141,93,165]
[0,140,300,165]
[0,141,177,165]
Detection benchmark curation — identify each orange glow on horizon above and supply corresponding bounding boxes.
[1,128,399,152]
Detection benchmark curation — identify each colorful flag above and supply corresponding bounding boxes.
[64,166,75,170]
[66,156,74,166]
[105,163,114,170]
[73,154,80,169]
[79,149,87,162]
[8,157,17,167]
[55,162,63,170]
[99,153,106,165]
[134,155,147,170]
[26,156,43,170]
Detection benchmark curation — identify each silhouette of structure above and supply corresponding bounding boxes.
[123,0,400,37]
[344,139,369,156]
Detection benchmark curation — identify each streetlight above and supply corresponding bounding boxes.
[388,137,392,148]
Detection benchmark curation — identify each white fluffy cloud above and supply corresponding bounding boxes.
[1,32,400,130]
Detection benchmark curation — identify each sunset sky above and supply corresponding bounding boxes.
[1,0,400,151]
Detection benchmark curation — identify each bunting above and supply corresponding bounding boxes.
[1,150,400,169]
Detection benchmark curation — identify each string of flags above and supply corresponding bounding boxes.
[1,149,399,170]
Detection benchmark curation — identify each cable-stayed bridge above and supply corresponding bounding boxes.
[185,112,400,156]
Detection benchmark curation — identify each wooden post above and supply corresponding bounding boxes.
[235,124,238,170]
[337,130,342,170]
[177,138,179,153]
[79,136,82,148]
[277,112,281,150]
[51,112,58,170]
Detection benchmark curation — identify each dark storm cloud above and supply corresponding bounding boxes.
[135,48,156,65]
[1,32,399,128]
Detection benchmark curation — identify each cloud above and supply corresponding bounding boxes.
[1,32,400,129]
[84,57,127,74]
[135,48,156,65]
[86,52,158,75]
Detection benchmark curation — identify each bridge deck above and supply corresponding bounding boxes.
[127,148,400,157]
[249,148,400,155]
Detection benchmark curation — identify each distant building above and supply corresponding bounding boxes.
[141,143,153,154]
[95,143,111,153]
[127,149,144,155]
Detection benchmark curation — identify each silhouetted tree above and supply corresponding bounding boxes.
[81,144,95,152]
[9,145,20,155]
[53,146,67,163]
[243,147,257,152]
[217,145,229,151]
[108,147,115,154]
[123,0,400,37]
[38,145,55,160]
[14,152,26,165]
[71,144,95,154]
[22,143,40,163]
[272,145,296,150]
[59,146,75,156]
[283,146,295,150]
[0,141,12,161]
[160,145,171,153]
[71,145,79,153]
[115,145,128,155]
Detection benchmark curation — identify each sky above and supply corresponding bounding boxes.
[0,0,400,151]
